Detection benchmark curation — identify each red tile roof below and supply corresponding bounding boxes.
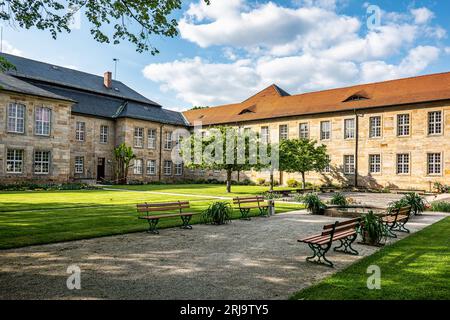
[182,72,450,126]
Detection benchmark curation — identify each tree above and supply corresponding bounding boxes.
[180,126,269,193]
[279,139,329,189]
[114,143,135,184]
[0,0,211,70]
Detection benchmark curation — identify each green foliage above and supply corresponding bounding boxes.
[190,106,209,110]
[402,192,427,215]
[286,179,298,188]
[256,178,266,185]
[430,201,450,212]
[359,211,386,245]
[330,192,348,206]
[300,193,326,214]
[202,201,233,225]
[0,182,99,191]
[114,143,136,184]
[279,139,329,189]
[0,0,210,55]
[434,182,450,193]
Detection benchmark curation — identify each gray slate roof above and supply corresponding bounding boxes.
[117,101,188,125]
[1,52,160,106]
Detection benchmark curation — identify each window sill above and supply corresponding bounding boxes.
[7,131,25,135]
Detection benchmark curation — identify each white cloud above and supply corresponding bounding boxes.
[411,7,434,25]
[2,41,23,56]
[445,47,450,54]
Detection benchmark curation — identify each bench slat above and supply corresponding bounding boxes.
[139,212,197,220]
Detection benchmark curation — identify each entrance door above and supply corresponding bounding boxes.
[97,158,105,181]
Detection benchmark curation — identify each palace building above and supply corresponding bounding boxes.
[0,53,449,190]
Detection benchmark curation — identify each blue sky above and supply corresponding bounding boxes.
[2,0,450,111]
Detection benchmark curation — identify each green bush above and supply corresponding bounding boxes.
[387,193,427,215]
[330,192,348,206]
[430,201,450,212]
[256,178,266,185]
[300,193,326,215]
[202,201,233,225]
[0,183,99,191]
[358,211,386,245]
[286,179,298,188]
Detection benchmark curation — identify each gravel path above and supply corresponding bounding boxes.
[0,211,447,300]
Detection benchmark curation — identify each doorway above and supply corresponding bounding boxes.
[97,158,105,181]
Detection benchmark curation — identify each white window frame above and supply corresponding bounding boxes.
[7,103,25,133]
[164,160,172,176]
[76,121,85,141]
[133,159,143,175]
[100,125,108,144]
[261,126,270,144]
[396,154,410,175]
[134,128,144,148]
[320,121,331,140]
[147,129,156,149]
[34,151,50,174]
[35,106,51,136]
[343,155,355,175]
[344,118,355,139]
[146,160,156,175]
[428,111,442,136]
[299,122,309,139]
[369,154,381,174]
[164,131,173,150]
[75,156,84,174]
[323,155,331,173]
[175,163,183,176]
[6,149,24,173]
[279,124,288,141]
[427,153,442,175]
[369,116,382,138]
[397,114,410,137]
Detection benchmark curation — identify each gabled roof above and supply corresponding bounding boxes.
[1,53,160,106]
[183,72,450,125]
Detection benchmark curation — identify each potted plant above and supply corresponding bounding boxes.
[202,201,233,225]
[402,192,427,215]
[359,210,386,246]
[301,193,326,215]
[330,192,348,206]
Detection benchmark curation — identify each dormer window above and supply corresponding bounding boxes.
[343,91,370,102]
[238,105,256,115]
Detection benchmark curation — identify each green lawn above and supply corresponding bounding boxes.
[291,217,450,300]
[0,187,302,250]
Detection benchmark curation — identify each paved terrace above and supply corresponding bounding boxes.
[0,210,447,300]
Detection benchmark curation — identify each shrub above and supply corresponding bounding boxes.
[434,182,450,193]
[0,183,99,191]
[202,201,233,225]
[430,201,450,212]
[300,193,326,215]
[330,192,348,206]
[358,211,386,245]
[286,179,298,188]
[256,178,266,185]
[387,193,427,215]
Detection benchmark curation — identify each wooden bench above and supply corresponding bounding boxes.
[382,206,412,238]
[269,188,314,197]
[136,201,197,234]
[233,196,270,220]
[298,218,360,267]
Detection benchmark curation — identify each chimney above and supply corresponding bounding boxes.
[104,71,112,89]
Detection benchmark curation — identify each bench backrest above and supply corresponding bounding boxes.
[321,218,360,237]
[136,201,190,214]
[397,206,412,216]
[233,196,265,206]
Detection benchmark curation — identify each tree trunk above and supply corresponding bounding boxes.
[301,172,306,190]
[226,169,232,193]
[269,171,274,191]
[237,170,240,182]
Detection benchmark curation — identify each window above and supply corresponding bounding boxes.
[369,154,381,174]
[427,153,442,175]
[320,121,331,140]
[344,118,355,139]
[134,128,144,148]
[396,154,410,174]
[323,155,331,173]
[428,111,442,135]
[6,149,23,173]
[146,160,156,175]
[34,151,50,174]
[369,116,382,138]
[344,155,355,174]
[76,122,85,141]
[35,107,51,136]
[164,160,172,176]
[299,123,309,139]
[243,128,252,136]
[147,129,156,149]
[100,125,108,143]
[397,114,410,136]
[261,126,270,143]
[7,103,25,133]
[164,131,173,150]
[75,156,84,174]
[175,163,183,176]
[133,159,143,174]
[279,125,288,141]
